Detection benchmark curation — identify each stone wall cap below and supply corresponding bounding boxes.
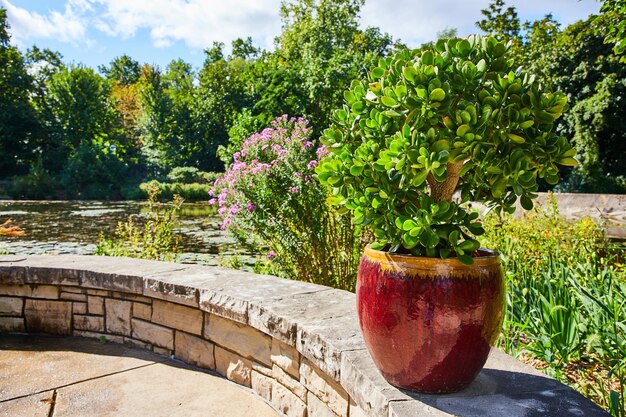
[0,254,610,417]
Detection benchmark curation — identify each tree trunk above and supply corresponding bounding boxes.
[427,161,463,203]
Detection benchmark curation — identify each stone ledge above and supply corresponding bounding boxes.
[0,255,609,417]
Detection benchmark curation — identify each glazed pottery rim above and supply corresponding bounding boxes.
[363,245,501,270]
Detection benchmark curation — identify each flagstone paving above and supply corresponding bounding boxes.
[0,334,280,417]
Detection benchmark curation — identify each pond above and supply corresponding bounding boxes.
[0,200,257,268]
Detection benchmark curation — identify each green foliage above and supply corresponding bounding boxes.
[478,3,626,193]
[217,109,266,167]
[2,2,398,195]
[550,15,626,193]
[482,197,625,414]
[317,35,574,262]
[138,62,204,175]
[61,142,129,199]
[561,74,626,193]
[2,1,622,201]
[96,187,183,260]
[7,157,59,199]
[476,0,521,41]
[100,54,141,86]
[211,116,364,290]
[0,8,39,176]
[269,0,396,131]
[482,195,607,275]
[139,180,212,201]
[167,167,205,184]
[44,65,117,149]
[601,0,626,61]
[231,37,259,60]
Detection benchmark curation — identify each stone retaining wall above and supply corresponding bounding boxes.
[0,255,609,417]
[522,192,626,238]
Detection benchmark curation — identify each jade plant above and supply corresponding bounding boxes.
[316,35,576,264]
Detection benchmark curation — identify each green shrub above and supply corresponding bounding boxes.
[96,187,183,261]
[8,158,59,199]
[61,142,129,199]
[139,180,211,201]
[211,115,364,291]
[199,171,221,184]
[317,35,574,264]
[217,109,266,167]
[167,166,206,184]
[120,184,147,200]
[483,195,625,414]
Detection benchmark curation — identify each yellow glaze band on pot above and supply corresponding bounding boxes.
[362,245,501,279]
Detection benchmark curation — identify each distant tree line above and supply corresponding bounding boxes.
[0,0,623,199]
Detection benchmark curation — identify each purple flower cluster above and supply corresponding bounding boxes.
[210,115,322,231]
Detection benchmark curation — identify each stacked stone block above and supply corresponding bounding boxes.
[0,255,610,417]
[0,262,361,417]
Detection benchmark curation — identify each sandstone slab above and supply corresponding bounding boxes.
[60,291,87,302]
[0,284,58,299]
[0,316,25,332]
[72,302,87,314]
[152,299,202,335]
[251,370,273,402]
[105,298,132,336]
[272,364,307,401]
[73,315,104,332]
[215,346,252,387]
[308,391,341,417]
[0,334,279,417]
[271,338,300,379]
[132,302,151,320]
[175,331,215,370]
[340,349,413,417]
[0,296,23,316]
[301,357,349,417]
[0,390,53,417]
[87,295,104,315]
[271,380,307,417]
[131,318,173,350]
[205,314,271,366]
[0,257,27,285]
[24,299,71,335]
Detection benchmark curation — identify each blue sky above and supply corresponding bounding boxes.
[1,0,601,72]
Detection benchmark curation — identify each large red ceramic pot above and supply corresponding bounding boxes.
[356,245,505,394]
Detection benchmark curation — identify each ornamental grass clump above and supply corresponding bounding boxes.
[211,115,362,290]
[317,35,576,264]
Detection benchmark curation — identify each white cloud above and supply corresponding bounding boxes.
[1,0,601,59]
[0,0,90,45]
[93,0,282,50]
[360,0,601,47]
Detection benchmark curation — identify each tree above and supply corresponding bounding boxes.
[550,14,626,192]
[44,65,116,151]
[138,65,175,176]
[259,0,395,130]
[476,0,521,41]
[600,0,626,61]
[476,0,524,63]
[40,64,129,188]
[100,54,141,86]
[476,1,626,193]
[193,51,253,171]
[0,7,39,176]
[204,41,225,65]
[231,37,259,59]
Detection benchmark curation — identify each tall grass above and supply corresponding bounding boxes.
[483,195,625,415]
[96,187,183,261]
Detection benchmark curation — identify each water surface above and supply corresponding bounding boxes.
[0,200,256,267]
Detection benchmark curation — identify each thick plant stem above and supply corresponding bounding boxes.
[427,161,463,202]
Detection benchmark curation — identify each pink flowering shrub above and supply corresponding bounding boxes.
[211,115,362,290]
